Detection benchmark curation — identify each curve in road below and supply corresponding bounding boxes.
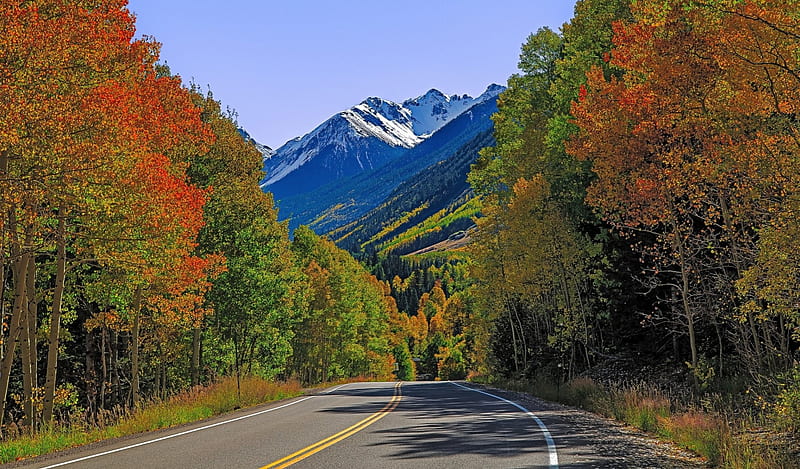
[24,381,559,469]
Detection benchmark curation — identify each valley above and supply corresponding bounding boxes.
[2,2,798,467]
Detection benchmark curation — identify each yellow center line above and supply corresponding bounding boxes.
[260,382,403,469]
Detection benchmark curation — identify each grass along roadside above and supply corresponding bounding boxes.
[0,376,306,464]
[482,376,797,468]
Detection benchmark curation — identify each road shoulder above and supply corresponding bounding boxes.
[466,383,708,468]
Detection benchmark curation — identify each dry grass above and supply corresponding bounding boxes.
[484,376,797,468]
[659,411,725,464]
[0,376,302,464]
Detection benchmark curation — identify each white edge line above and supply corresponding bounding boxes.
[322,383,350,394]
[450,381,559,468]
[41,383,355,469]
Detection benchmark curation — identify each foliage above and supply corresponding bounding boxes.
[773,365,800,433]
[392,342,416,381]
[0,0,217,429]
[288,226,393,384]
[375,196,482,256]
[568,0,800,386]
[0,0,398,438]
[467,0,800,458]
[467,7,628,380]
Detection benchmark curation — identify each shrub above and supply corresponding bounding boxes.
[773,366,800,433]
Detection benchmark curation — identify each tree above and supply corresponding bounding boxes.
[468,3,630,379]
[568,0,800,386]
[0,0,216,428]
[289,226,392,384]
[186,90,299,389]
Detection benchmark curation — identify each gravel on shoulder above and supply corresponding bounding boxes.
[474,384,708,468]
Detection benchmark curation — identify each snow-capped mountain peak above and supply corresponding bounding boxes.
[238,128,274,159]
[260,84,505,188]
[342,98,420,148]
[402,84,504,137]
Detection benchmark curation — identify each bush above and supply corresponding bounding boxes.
[563,377,604,409]
[773,366,800,433]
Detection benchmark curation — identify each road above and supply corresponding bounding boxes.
[18,381,567,468]
[15,380,703,468]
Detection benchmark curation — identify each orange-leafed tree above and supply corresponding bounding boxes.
[567,1,725,379]
[112,150,217,405]
[76,46,215,405]
[0,0,216,428]
[705,1,800,375]
[568,0,800,383]
[0,0,154,429]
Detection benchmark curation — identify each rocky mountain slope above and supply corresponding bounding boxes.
[258,85,503,201]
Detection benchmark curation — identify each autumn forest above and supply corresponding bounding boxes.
[1,0,799,465]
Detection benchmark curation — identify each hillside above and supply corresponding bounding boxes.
[329,129,493,255]
[275,97,499,233]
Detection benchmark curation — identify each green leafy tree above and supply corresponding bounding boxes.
[467,1,632,379]
[289,226,392,384]
[188,91,299,385]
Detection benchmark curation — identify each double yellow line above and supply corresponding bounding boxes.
[261,382,403,469]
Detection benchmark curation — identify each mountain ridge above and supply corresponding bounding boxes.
[328,128,494,255]
[272,95,500,235]
[258,84,503,193]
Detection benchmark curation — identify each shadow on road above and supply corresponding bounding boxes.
[316,382,699,468]
[321,381,551,462]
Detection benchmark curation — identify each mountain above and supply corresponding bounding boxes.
[401,84,503,137]
[237,128,274,158]
[328,128,494,255]
[273,94,501,234]
[260,85,503,199]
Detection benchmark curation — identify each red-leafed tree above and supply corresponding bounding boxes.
[568,1,727,381]
[0,0,216,428]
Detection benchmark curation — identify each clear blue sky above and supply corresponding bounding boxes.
[127,1,578,149]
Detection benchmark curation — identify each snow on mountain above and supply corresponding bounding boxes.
[401,83,505,137]
[237,128,274,159]
[260,84,504,188]
[259,111,408,188]
[341,98,421,148]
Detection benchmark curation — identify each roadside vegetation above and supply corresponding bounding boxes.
[487,376,797,468]
[369,0,799,466]
[0,0,394,445]
[0,377,302,464]
[452,0,800,466]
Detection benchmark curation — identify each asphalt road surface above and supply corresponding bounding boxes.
[15,380,674,468]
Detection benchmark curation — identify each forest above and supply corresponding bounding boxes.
[0,0,396,436]
[462,0,800,462]
[0,0,798,465]
[470,0,798,396]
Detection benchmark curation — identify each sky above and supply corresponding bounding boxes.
[127,1,578,149]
